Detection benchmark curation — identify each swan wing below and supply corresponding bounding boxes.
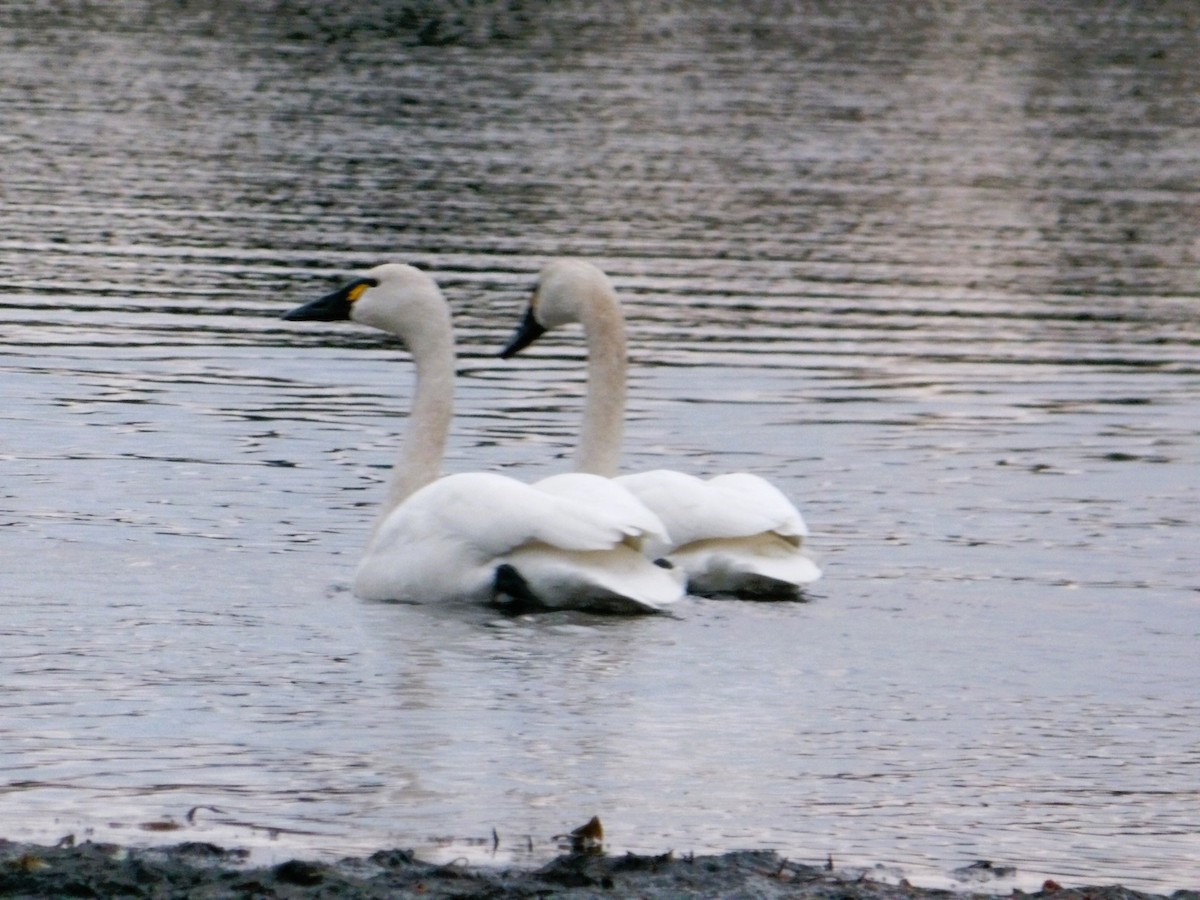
[355,472,682,610]
[373,472,632,558]
[534,472,672,550]
[615,469,787,549]
[706,472,810,541]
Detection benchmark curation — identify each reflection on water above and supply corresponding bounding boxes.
[2,1,1198,892]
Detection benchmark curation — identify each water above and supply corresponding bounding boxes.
[2,1,1198,892]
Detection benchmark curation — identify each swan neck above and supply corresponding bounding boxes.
[576,295,627,477]
[374,329,455,535]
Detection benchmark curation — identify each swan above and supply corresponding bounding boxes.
[500,259,821,598]
[282,263,682,614]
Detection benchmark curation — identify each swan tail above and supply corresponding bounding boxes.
[669,533,822,599]
[495,544,683,614]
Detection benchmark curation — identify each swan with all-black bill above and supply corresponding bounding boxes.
[500,259,821,599]
[282,263,681,614]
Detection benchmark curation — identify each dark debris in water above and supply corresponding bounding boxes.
[2,840,1198,900]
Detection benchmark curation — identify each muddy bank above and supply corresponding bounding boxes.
[1,840,1195,900]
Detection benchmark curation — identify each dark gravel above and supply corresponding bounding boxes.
[2,840,1196,900]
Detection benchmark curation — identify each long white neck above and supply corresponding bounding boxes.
[372,319,456,538]
[576,287,627,477]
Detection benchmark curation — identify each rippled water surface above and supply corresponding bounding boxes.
[2,2,1198,892]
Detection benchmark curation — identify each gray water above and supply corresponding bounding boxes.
[2,1,1198,892]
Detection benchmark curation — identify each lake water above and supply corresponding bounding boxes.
[2,1,1198,892]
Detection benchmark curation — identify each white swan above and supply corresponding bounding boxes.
[500,259,821,598]
[282,263,682,614]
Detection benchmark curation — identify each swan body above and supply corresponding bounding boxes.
[500,258,821,598]
[355,471,677,613]
[615,470,821,597]
[283,263,681,614]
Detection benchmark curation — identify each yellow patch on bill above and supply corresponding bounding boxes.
[347,282,370,302]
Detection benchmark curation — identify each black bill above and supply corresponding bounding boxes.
[499,307,547,358]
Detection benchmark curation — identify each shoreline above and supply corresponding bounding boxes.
[2,840,1196,900]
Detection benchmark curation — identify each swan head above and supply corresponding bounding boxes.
[499,259,615,358]
[284,263,451,349]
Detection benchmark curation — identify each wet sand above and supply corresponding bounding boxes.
[2,840,1196,900]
